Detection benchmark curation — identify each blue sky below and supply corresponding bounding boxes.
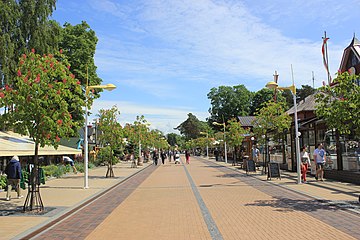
[52,0,360,134]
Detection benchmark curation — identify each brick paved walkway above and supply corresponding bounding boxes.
[4,157,360,240]
[196,159,360,239]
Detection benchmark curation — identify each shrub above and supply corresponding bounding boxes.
[42,164,70,178]
[0,175,7,189]
[74,162,84,173]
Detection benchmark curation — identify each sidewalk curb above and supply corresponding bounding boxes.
[14,163,153,240]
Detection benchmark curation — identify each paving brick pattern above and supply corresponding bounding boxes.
[196,158,360,239]
[86,163,212,240]
[18,157,360,240]
[25,165,158,240]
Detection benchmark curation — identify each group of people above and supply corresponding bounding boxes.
[152,149,191,165]
[301,143,326,183]
[251,142,326,183]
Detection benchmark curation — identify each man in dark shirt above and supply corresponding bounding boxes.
[5,155,23,201]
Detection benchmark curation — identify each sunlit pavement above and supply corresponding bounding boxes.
[1,157,360,240]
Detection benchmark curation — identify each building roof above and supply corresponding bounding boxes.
[0,131,81,157]
[339,36,360,73]
[237,116,256,127]
[286,93,318,115]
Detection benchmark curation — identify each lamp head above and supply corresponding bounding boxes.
[104,84,116,91]
[212,122,223,126]
[265,81,279,89]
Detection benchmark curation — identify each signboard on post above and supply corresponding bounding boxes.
[267,162,281,180]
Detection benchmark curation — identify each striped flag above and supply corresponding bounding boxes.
[322,35,332,84]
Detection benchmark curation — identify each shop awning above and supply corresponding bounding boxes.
[0,131,81,157]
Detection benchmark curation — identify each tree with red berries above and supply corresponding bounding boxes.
[0,49,85,211]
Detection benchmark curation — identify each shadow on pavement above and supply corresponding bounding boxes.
[245,197,357,213]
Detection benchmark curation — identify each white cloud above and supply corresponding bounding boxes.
[83,0,356,132]
[91,0,346,91]
[88,99,209,134]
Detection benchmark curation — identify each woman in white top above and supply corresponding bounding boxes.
[300,146,311,183]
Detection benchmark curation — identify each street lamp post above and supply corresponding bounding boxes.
[200,132,209,158]
[266,80,301,184]
[84,83,116,189]
[213,122,227,164]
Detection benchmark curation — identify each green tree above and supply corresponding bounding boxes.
[253,101,291,145]
[282,85,315,108]
[97,106,123,178]
[123,115,151,165]
[0,3,101,127]
[0,0,20,88]
[175,113,204,140]
[226,118,248,163]
[0,50,84,211]
[59,21,102,91]
[315,72,360,169]
[166,133,178,146]
[250,88,287,115]
[207,85,252,124]
[18,0,58,54]
[150,129,168,150]
[298,85,316,102]
[0,0,59,90]
[316,72,360,135]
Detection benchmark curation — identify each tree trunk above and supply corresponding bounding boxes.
[23,141,44,212]
[335,129,343,170]
[106,150,115,178]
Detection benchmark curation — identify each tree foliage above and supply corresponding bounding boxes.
[18,0,58,55]
[0,0,20,87]
[298,84,316,102]
[0,2,102,121]
[250,88,287,115]
[97,106,124,157]
[123,115,151,158]
[166,133,179,146]
[253,100,291,142]
[96,106,123,176]
[0,0,59,88]
[315,72,360,135]
[207,84,252,123]
[175,113,205,140]
[226,118,248,148]
[0,50,84,147]
[282,84,315,108]
[59,21,102,92]
[0,49,84,211]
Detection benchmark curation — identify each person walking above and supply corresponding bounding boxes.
[301,145,311,183]
[153,150,159,165]
[214,148,219,161]
[313,143,326,181]
[252,145,260,162]
[185,150,190,164]
[168,150,173,162]
[161,150,167,165]
[174,149,181,164]
[5,155,23,201]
